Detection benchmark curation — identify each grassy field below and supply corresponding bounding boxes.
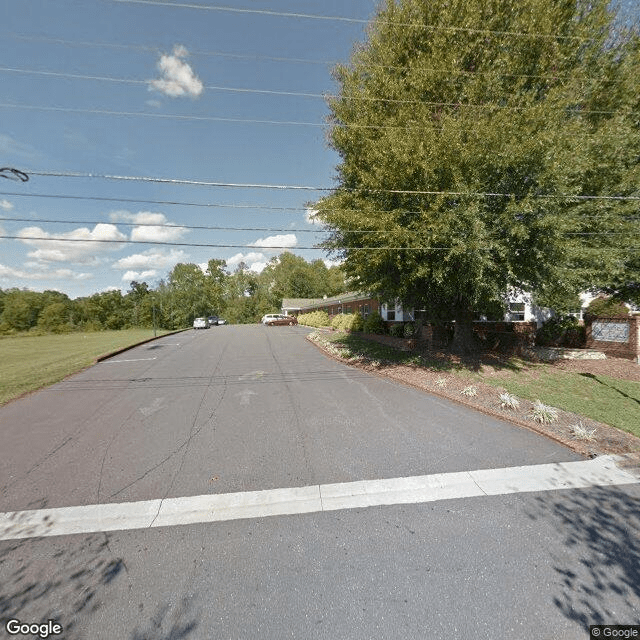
[319,331,640,437]
[0,329,172,405]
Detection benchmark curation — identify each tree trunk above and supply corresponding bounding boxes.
[451,308,476,355]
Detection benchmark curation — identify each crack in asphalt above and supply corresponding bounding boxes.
[1,353,163,499]
[147,341,230,529]
[264,329,315,483]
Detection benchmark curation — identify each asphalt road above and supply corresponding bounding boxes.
[1,324,639,639]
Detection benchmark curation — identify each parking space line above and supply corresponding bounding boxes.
[102,357,157,363]
[0,455,637,541]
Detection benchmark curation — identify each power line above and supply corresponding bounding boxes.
[0,235,471,250]
[18,169,640,200]
[1,66,630,115]
[24,170,328,190]
[4,234,637,251]
[1,190,636,219]
[1,215,636,235]
[112,0,589,41]
[3,33,575,81]
[0,215,333,234]
[0,189,316,212]
[0,102,332,128]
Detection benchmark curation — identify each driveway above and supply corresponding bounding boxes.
[1,325,638,639]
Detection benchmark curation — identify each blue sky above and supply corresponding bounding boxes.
[1,0,637,298]
[0,0,376,297]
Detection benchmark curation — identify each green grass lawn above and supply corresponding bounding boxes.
[0,329,172,405]
[320,331,640,437]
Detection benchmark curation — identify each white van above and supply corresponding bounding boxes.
[193,317,209,329]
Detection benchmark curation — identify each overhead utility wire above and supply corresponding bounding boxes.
[112,0,589,40]
[5,235,637,249]
[0,67,627,115]
[1,101,630,132]
[3,33,574,80]
[0,103,333,128]
[2,191,629,220]
[0,235,471,250]
[0,215,333,234]
[1,217,633,236]
[0,190,316,212]
[20,170,640,200]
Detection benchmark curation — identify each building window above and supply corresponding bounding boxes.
[363,304,369,317]
[509,302,525,321]
[386,305,396,321]
[337,306,342,314]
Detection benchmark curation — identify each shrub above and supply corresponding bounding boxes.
[403,322,416,338]
[586,296,630,318]
[536,316,586,348]
[330,313,365,332]
[499,392,520,410]
[528,400,559,424]
[349,313,364,332]
[569,421,597,441]
[298,310,330,328]
[363,312,386,334]
[460,385,478,397]
[389,323,404,337]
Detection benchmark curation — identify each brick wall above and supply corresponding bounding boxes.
[585,315,640,362]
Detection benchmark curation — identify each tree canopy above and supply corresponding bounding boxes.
[0,254,346,334]
[315,0,640,352]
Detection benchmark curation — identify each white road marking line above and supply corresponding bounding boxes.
[0,456,637,541]
[102,357,157,363]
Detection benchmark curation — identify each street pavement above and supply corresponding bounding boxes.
[1,324,639,639]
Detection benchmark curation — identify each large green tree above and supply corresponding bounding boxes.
[316,0,640,352]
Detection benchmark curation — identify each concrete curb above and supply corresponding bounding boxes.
[95,328,190,362]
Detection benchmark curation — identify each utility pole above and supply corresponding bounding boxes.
[152,303,157,338]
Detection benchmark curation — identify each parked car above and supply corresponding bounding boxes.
[264,314,298,326]
[207,315,226,326]
[193,317,209,329]
[261,314,281,324]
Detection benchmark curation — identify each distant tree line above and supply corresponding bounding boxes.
[0,254,346,334]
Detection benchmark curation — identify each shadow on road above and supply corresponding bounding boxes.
[525,485,640,630]
[0,532,123,639]
[130,597,199,640]
[0,530,199,639]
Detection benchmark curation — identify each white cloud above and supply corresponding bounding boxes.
[18,224,127,264]
[248,261,268,274]
[250,234,298,249]
[121,270,158,282]
[226,251,267,268]
[148,45,203,98]
[0,199,13,211]
[225,251,269,273]
[323,259,343,268]
[109,210,187,243]
[112,248,188,270]
[0,263,91,281]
